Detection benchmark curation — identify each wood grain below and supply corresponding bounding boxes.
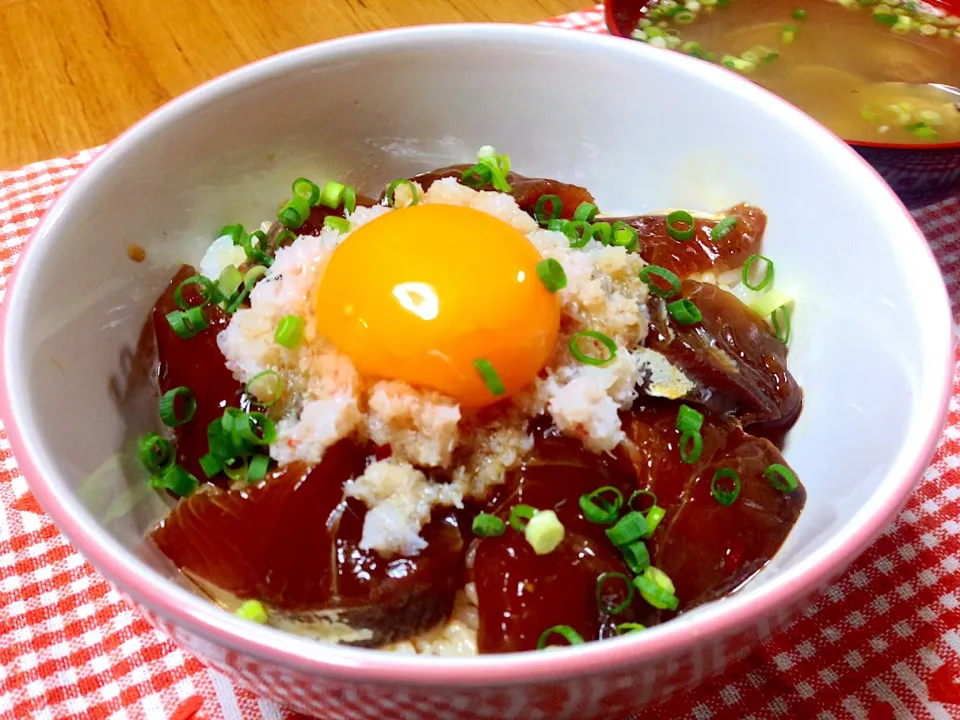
[0,0,584,168]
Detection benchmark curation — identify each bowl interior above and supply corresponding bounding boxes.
[1,25,951,673]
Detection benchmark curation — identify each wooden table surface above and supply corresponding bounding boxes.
[0,0,585,169]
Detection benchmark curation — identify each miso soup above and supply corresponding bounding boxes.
[629,0,960,144]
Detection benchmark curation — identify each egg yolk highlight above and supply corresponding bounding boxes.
[315,204,561,408]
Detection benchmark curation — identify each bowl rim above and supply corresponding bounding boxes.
[0,22,954,687]
[602,1,960,153]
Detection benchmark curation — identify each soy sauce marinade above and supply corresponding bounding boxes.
[141,163,805,652]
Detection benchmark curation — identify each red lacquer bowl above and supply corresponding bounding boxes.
[605,0,960,202]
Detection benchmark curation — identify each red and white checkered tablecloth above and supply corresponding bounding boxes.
[2,6,960,719]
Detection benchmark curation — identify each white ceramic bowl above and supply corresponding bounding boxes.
[0,24,953,719]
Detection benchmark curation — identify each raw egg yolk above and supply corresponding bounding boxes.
[315,204,561,408]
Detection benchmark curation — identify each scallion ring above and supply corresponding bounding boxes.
[711,468,741,506]
[275,315,305,349]
[621,540,651,575]
[174,276,219,310]
[165,307,209,340]
[679,431,703,464]
[159,387,197,427]
[534,194,562,226]
[606,511,650,546]
[711,215,738,241]
[235,412,277,446]
[219,223,245,244]
[573,202,599,223]
[323,216,351,234]
[318,180,346,209]
[764,463,799,493]
[292,177,321,206]
[217,265,243,301]
[461,163,493,189]
[644,505,667,534]
[343,186,357,214]
[139,433,174,473]
[627,489,658,513]
[473,358,506,397]
[150,464,198,498]
[537,625,584,650]
[535,258,567,293]
[569,330,617,366]
[247,454,271,483]
[278,195,311,229]
[596,572,636,615]
[579,486,624,525]
[223,456,249,483]
[616,623,646,635]
[509,504,537,532]
[676,404,704,435]
[633,572,679,611]
[472,513,507,537]
[242,230,274,267]
[561,220,594,249]
[476,154,512,192]
[246,370,285,407]
[198,453,222,479]
[742,254,774,292]
[639,265,681,299]
[385,179,419,207]
[666,210,696,242]
[612,221,638,251]
[667,298,702,325]
[771,305,791,344]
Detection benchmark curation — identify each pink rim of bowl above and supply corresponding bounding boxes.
[0,24,954,689]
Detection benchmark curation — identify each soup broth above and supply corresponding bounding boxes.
[629,0,960,144]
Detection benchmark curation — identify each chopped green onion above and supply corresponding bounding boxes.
[473,358,506,396]
[596,572,636,614]
[645,505,667,534]
[906,121,940,141]
[292,178,321,206]
[219,223,245,244]
[246,370,285,407]
[546,218,565,232]
[710,215,738,241]
[207,417,240,461]
[679,432,703,464]
[165,306,208,340]
[235,412,277,446]
[343,186,357,214]
[323,216,351,234]
[276,229,297,248]
[159,387,197,427]
[765,463,799,493]
[616,622,646,635]
[150,464,199,498]
[223,456,249,483]
[606,511,650,546]
[569,330,617,366]
[674,9,697,23]
[633,569,679,611]
[318,180,346,209]
[241,230,274,268]
[746,289,793,320]
[621,540,651,574]
[722,55,755,72]
[198,453,222,479]
[667,298,702,325]
[509,504,537,532]
[561,220,594,249]
[247,454,271,483]
[646,566,676,594]
[218,265,243,301]
[579,486,624,525]
[781,24,797,42]
[711,468,741,505]
[742,254,775,291]
[666,210,696,242]
[612,221,638,251]
[224,266,266,315]
[236,599,268,624]
[873,11,898,25]
[792,8,807,19]
[639,265,681,299]
[275,315,305,349]
[385,179,419,207]
[278,195,311,229]
[535,258,567,293]
[573,202,599,223]
[461,164,493,189]
[591,221,613,246]
[771,305,791,344]
[525,509,565,555]
[627,489,658,513]
[534,194,562,226]
[174,276,219,310]
[676,404,704,435]
[476,152,512,192]
[139,433,174,473]
[472,513,507,537]
[537,625,584,650]
[682,41,706,58]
